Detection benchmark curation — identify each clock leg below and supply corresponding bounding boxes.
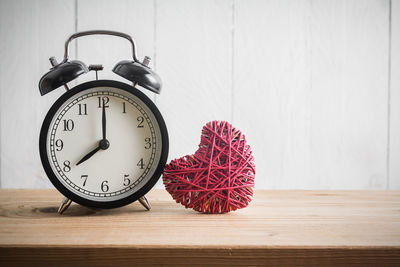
[58,197,72,214]
[138,195,151,210]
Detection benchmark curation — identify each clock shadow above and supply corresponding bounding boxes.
[37,203,148,217]
[0,202,150,219]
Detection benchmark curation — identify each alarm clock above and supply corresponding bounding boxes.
[38,30,168,214]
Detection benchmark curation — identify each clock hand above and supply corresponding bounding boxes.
[76,138,110,166]
[76,145,101,166]
[102,102,106,140]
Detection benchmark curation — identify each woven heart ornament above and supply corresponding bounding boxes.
[163,121,255,213]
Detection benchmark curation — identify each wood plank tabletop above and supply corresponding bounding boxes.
[0,189,399,266]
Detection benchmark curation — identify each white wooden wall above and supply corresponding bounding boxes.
[0,0,399,189]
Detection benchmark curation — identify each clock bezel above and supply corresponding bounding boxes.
[39,80,169,209]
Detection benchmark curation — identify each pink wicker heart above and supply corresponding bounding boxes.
[163,121,256,213]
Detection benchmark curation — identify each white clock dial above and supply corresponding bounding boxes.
[46,86,162,202]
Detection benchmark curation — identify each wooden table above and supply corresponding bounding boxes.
[0,189,399,266]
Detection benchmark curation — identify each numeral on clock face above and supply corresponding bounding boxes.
[78,103,88,115]
[55,139,63,151]
[145,137,151,149]
[137,116,144,128]
[63,119,74,131]
[123,174,131,186]
[81,175,88,186]
[98,96,109,108]
[63,160,71,172]
[101,180,109,192]
[137,158,144,169]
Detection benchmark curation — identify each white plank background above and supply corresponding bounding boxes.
[156,0,233,187]
[0,0,398,189]
[0,0,75,188]
[390,0,400,189]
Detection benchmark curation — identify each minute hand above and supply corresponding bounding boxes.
[102,103,106,140]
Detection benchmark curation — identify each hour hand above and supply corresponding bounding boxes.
[76,145,101,166]
[76,139,110,166]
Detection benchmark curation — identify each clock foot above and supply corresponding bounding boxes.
[138,196,151,210]
[58,197,72,214]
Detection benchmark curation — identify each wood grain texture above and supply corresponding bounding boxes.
[0,189,399,266]
[1,248,400,267]
[0,0,75,188]
[390,0,400,189]
[234,0,389,189]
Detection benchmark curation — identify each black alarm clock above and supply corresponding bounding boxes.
[38,30,168,214]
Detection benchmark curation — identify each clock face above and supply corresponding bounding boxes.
[40,81,168,208]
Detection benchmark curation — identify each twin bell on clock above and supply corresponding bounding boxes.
[38,30,169,214]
